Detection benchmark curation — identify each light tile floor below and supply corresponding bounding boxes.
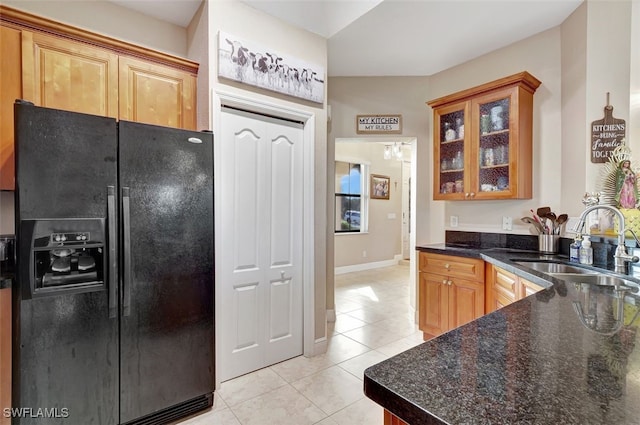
[177,263,421,425]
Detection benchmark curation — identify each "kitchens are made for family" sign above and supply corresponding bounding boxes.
[591,96,626,163]
[356,114,402,135]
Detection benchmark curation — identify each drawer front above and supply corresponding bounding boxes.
[419,252,484,281]
[492,266,518,301]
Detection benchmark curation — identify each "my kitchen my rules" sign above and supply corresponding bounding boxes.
[356,114,402,135]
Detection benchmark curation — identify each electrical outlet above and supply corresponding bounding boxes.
[362,250,367,258]
[450,215,459,227]
[502,216,513,231]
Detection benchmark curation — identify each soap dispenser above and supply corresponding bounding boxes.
[579,235,593,265]
[570,235,581,263]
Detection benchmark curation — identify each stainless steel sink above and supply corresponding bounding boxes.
[553,273,639,291]
[514,261,599,275]
[514,260,639,292]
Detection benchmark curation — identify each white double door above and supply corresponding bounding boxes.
[218,107,304,382]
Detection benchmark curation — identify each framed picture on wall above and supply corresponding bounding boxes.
[371,174,390,200]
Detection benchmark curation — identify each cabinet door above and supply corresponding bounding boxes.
[428,72,539,201]
[383,410,409,425]
[418,272,449,337]
[119,56,196,130]
[0,25,21,190]
[493,266,518,302]
[486,264,518,312]
[520,278,544,298]
[449,277,484,329]
[487,290,515,314]
[21,31,119,117]
[471,85,533,199]
[433,101,469,200]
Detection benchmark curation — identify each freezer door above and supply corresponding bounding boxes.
[14,102,119,424]
[118,121,214,423]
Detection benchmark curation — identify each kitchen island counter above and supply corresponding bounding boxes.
[364,248,640,425]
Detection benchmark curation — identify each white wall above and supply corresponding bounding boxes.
[427,27,563,239]
[561,2,588,217]
[328,76,432,243]
[187,1,211,132]
[632,1,640,151]
[2,0,188,57]
[327,76,429,316]
[205,0,329,342]
[584,0,632,192]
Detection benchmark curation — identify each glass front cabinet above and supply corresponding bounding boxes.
[428,72,541,200]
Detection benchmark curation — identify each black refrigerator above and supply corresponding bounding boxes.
[12,101,214,424]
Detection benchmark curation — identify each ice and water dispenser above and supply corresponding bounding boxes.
[20,218,106,298]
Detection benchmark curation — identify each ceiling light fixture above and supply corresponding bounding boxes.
[392,142,402,161]
[383,142,404,161]
[383,145,392,160]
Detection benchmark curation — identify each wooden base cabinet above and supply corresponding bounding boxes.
[485,264,544,313]
[418,252,485,339]
[384,410,409,425]
[520,277,545,298]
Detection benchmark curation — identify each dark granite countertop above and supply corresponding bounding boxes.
[364,241,640,425]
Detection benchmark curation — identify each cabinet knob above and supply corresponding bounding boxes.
[470,192,476,197]
[448,280,453,286]
[465,193,470,198]
[442,279,447,285]
[444,263,450,270]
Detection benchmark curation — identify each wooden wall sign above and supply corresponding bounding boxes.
[591,93,626,163]
[356,115,402,134]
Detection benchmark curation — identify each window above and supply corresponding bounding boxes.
[335,161,367,233]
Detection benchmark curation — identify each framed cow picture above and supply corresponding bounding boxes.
[218,31,325,104]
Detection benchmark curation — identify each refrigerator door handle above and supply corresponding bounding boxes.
[122,187,132,317]
[107,186,117,319]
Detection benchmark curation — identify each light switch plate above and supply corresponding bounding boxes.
[450,215,458,227]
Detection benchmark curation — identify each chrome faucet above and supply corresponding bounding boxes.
[575,204,640,274]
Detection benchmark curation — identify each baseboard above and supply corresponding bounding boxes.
[308,336,327,356]
[326,309,336,323]
[335,254,404,275]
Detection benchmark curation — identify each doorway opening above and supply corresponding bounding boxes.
[334,137,416,273]
[333,137,417,320]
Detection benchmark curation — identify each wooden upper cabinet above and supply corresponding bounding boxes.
[428,72,541,201]
[119,56,196,130]
[0,25,21,190]
[21,31,119,117]
[0,5,200,190]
